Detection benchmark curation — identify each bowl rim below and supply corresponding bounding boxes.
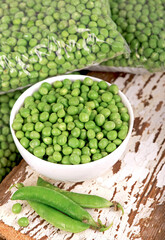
[10,74,134,170]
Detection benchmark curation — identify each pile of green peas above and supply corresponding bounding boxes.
[0,90,24,182]
[102,0,165,72]
[0,0,127,92]
[12,77,130,165]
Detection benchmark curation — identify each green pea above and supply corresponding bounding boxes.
[113,138,122,146]
[118,129,128,140]
[83,77,93,86]
[20,137,29,149]
[52,103,63,113]
[65,115,73,123]
[74,120,84,129]
[92,153,102,161]
[69,97,79,106]
[33,146,45,158]
[15,131,24,139]
[43,137,52,145]
[62,146,72,155]
[57,135,67,146]
[98,81,108,90]
[71,127,81,138]
[103,121,115,131]
[85,121,96,130]
[107,130,117,141]
[94,126,101,133]
[109,84,119,94]
[18,217,29,227]
[40,112,49,122]
[87,129,95,139]
[95,114,105,126]
[12,121,22,131]
[68,137,79,148]
[35,122,44,132]
[96,132,104,140]
[121,113,130,122]
[58,122,66,131]
[30,139,40,149]
[79,112,89,123]
[101,152,108,157]
[69,153,81,165]
[72,148,81,156]
[49,113,57,123]
[106,143,116,153]
[88,90,98,100]
[30,131,40,139]
[53,152,62,162]
[46,146,54,156]
[101,92,113,102]
[53,81,63,88]
[67,106,78,115]
[109,113,121,121]
[81,155,91,164]
[12,203,22,214]
[98,138,109,150]
[100,108,111,118]
[52,127,61,136]
[54,144,62,152]
[89,139,98,149]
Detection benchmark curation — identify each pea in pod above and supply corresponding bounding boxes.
[37,177,124,213]
[28,201,90,233]
[11,186,102,228]
[10,183,113,232]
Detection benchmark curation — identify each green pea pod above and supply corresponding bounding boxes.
[11,186,99,228]
[37,177,124,214]
[28,201,90,233]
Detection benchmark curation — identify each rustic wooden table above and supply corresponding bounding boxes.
[0,71,164,240]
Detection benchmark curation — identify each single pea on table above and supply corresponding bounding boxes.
[12,77,130,165]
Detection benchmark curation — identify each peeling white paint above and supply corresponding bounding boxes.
[156,164,165,188]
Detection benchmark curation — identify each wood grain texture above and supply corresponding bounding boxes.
[0,71,164,240]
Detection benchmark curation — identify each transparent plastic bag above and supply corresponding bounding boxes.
[0,0,129,92]
[98,0,165,73]
[88,65,150,74]
[0,90,25,182]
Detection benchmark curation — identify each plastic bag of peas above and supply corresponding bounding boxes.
[89,0,165,73]
[0,0,130,93]
[0,90,25,182]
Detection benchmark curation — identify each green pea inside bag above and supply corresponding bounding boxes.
[0,0,129,92]
[0,90,25,183]
[100,0,165,73]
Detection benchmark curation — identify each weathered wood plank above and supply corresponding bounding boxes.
[0,72,164,240]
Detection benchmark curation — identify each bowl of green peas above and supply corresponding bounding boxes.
[10,75,134,182]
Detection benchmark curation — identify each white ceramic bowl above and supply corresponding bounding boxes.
[10,75,134,182]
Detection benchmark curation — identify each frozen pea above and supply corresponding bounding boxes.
[0,0,128,92]
[102,0,165,72]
